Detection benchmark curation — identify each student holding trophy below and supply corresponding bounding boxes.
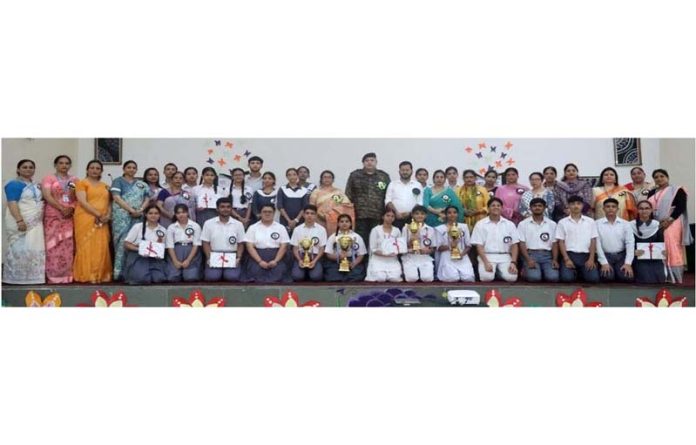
[323,214,367,282]
[435,206,475,282]
[401,205,436,283]
[290,205,327,282]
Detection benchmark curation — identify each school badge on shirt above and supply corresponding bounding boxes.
[503,236,512,243]
[540,232,550,242]
[271,232,280,240]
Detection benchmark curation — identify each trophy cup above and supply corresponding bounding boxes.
[408,219,422,254]
[300,238,313,267]
[448,223,462,260]
[338,235,353,272]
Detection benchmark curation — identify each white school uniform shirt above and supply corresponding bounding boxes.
[200,217,246,252]
[555,215,598,253]
[384,179,424,214]
[435,223,471,251]
[192,184,227,209]
[165,220,202,248]
[400,223,438,250]
[470,216,519,254]
[325,231,368,256]
[124,222,168,244]
[244,221,290,249]
[230,185,253,209]
[369,226,404,254]
[245,174,264,194]
[518,216,557,251]
[595,217,635,265]
[290,223,328,255]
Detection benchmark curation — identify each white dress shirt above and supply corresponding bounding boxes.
[200,217,246,252]
[470,216,519,254]
[555,215,598,253]
[125,223,168,244]
[245,174,264,194]
[165,220,202,247]
[244,221,290,249]
[518,216,557,251]
[290,223,328,255]
[230,185,253,209]
[384,179,424,214]
[595,217,635,265]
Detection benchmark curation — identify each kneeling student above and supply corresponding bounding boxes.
[365,208,404,282]
[436,206,475,282]
[400,205,436,283]
[596,198,635,282]
[165,204,203,282]
[244,204,291,283]
[122,205,168,284]
[290,205,328,282]
[324,214,367,282]
[556,195,600,283]
[201,197,246,282]
[470,198,519,282]
[518,198,560,282]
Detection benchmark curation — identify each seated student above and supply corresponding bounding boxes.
[244,204,291,283]
[122,205,168,284]
[518,198,560,283]
[556,195,600,283]
[324,213,367,282]
[595,198,635,282]
[200,197,246,282]
[365,208,404,282]
[631,200,666,284]
[165,204,203,282]
[400,205,436,283]
[470,197,519,282]
[435,205,475,282]
[290,205,328,282]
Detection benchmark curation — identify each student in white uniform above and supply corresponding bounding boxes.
[290,205,327,281]
[400,205,436,282]
[245,156,264,194]
[595,198,635,282]
[384,161,424,229]
[165,204,203,282]
[435,205,475,282]
[518,197,560,282]
[229,167,253,228]
[324,213,368,281]
[365,208,404,282]
[244,204,291,283]
[200,197,246,282]
[470,197,519,282]
[193,167,227,228]
[556,195,600,283]
[122,205,168,284]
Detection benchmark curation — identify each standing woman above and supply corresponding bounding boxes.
[182,167,199,192]
[543,166,565,222]
[365,208,404,282]
[143,167,163,205]
[251,172,278,223]
[2,159,45,284]
[495,167,529,225]
[122,205,168,285]
[162,162,178,190]
[73,160,112,283]
[111,160,150,280]
[630,200,666,284]
[483,170,499,199]
[229,167,253,227]
[157,171,196,227]
[458,169,489,232]
[592,167,637,221]
[276,167,309,234]
[309,170,355,235]
[624,166,653,204]
[555,163,593,218]
[193,167,223,227]
[423,169,463,228]
[165,204,203,282]
[519,172,555,219]
[41,155,79,283]
[647,169,693,284]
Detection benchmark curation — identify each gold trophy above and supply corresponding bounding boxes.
[338,235,353,272]
[300,238,313,267]
[408,219,422,254]
[448,223,462,260]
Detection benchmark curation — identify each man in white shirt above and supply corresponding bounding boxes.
[245,156,264,193]
[290,205,327,281]
[556,195,600,283]
[596,198,635,282]
[384,161,424,229]
[518,197,560,282]
[470,198,519,282]
[201,197,246,282]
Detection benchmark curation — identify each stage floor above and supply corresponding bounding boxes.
[2,274,694,307]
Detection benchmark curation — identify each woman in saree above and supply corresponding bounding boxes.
[143,167,163,206]
[647,169,693,284]
[157,171,197,227]
[592,167,636,221]
[111,160,150,280]
[309,170,355,235]
[624,166,653,204]
[41,155,79,283]
[424,169,464,228]
[458,169,488,232]
[2,159,45,284]
[74,160,113,283]
[543,166,565,222]
[495,167,529,225]
[554,163,593,218]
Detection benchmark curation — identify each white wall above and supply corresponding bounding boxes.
[660,138,695,223]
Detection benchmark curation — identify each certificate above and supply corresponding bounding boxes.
[636,242,665,260]
[138,241,165,259]
[210,251,237,268]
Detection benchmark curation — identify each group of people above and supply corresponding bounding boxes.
[2,152,692,286]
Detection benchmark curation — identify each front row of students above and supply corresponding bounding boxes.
[120,195,667,285]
